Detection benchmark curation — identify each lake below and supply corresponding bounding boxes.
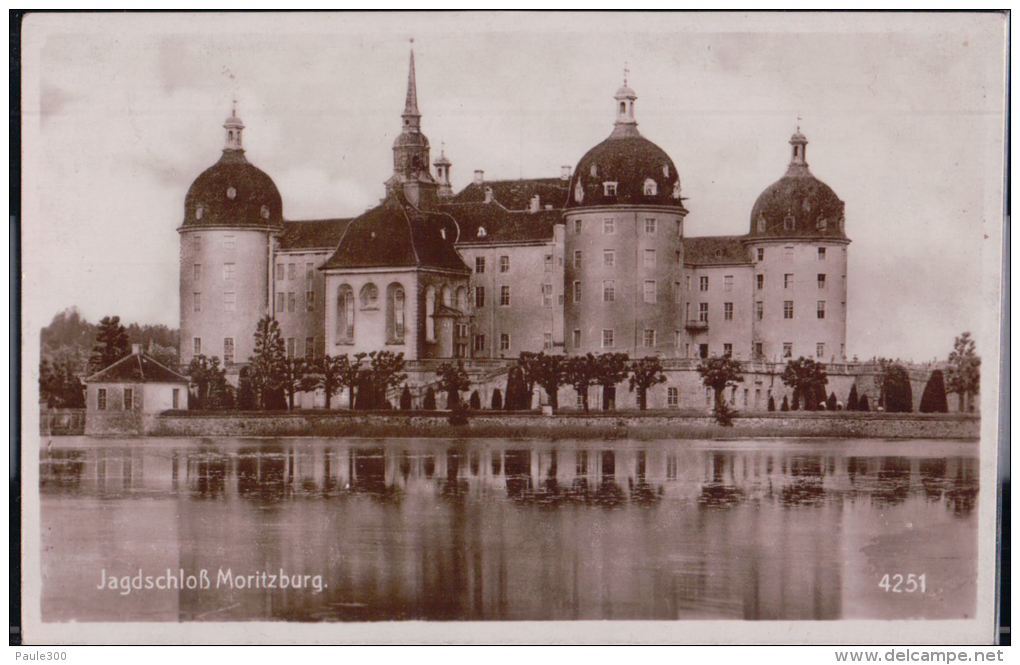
[39,437,978,622]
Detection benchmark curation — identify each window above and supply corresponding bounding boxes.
[603,218,615,234]
[643,280,656,304]
[817,300,826,319]
[755,301,763,320]
[455,343,467,358]
[686,276,691,291]
[500,285,511,306]
[676,250,681,264]
[643,180,657,196]
[305,337,315,361]
[576,450,588,475]
[499,256,510,273]
[359,283,379,309]
[603,249,614,267]
[699,344,708,359]
[542,284,553,307]
[220,262,234,281]
[276,263,284,281]
[723,343,733,357]
[644,218,657,234]
[573,219,582,234]
[842,301,846,316]
[456,323,468,338]
[500,334,510,352]
[672,281,681,303]
[172,389,179,410]
[287,292,295,313]
[456,286,468,311]
[667,387,679,408]
[193,264,201,281]
[224,291,236,312]
[644,249,656,268]
[783,342,793,358]
[543,333,553,350]
[642,329,656,348]
[306,263,314,281]
[574,250,583,268]
[816,342,825,358]
[754,342,763,358]
[784,273,793,288]
[193,292,201,313]
[573,281,582,303]
[601,329,614,348]
[756,274,764,290]
[192,236,201,251]
[389,284,406,342]
[676,219,683,237]
[288,263,296,280]
[602,280,615,302]
[724,302,733,320]
[684,343,690,358]
[193,337,201,355]
[784,245,794,259]
[784,215,794,231]
[784,301,794,319]
[123,388,133,410]
[338,285,355,343]
[818,247,826,260]
[698,302,708,323]
[757,248,764,261]
[475,286,485,308]
[223,235,235,250]
[841,343,845,357]
[603,182,618,196]
[474,335,486,352]
[544,254,553,272]
[286,338,295,358]
[475,256,485,273]
[699,276,709,291]
[224,337,234,365]
[817,274,827,290]
[306,290,315,311]
[275,292,285,312]
[724,275,733,291]
[97,388,107,411]
[572,329,581,348]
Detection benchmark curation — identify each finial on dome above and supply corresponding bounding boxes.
[223,100,245,151]
[623,62,629,86]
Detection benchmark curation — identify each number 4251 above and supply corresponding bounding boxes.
[879,573,926,593]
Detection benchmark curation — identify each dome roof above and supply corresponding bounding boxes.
[182,149,283,229]
[565,130,686,210]
[748,131,847,240]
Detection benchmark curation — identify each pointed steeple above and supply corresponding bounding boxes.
[402,39,421,131]
[388,39,435,207]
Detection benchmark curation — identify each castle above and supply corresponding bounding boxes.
[178,46,859,411]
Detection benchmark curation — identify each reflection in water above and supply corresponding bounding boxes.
[40,437,978,622]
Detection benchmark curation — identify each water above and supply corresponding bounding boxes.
[39,437,978,622]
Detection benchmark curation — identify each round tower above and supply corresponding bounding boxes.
[563,73,688,357]
[178,103,283,373]
[744,128,850,363]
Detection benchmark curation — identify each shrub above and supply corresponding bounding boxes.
[490,388,503,410]
[423,386,436,411]
[399,385,412,410]
[847,384,859,411]
[781,395,789,411]
[859,394,870,412]
[767,395,776,412]
[469,390,481,410]
[919,370,949,413]
[826,392,837,411]
[880,361,914,413]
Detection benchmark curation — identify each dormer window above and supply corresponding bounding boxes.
[784,213,795,231]
[226,186,237,200]
[643,178,657,196]
[260,205,270,220]
[195,205,204,220]
[816,216,827,230]
[590,163,598,177]
[672,180,682,200]
[757,213,766,232]
[603,181,618,197]
[663,164,670,178]
[477,227,487,238]
[440,228,447,240]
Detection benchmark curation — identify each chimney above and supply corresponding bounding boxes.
[473,169,484,185]
[131,343,142,355]
[483,186,494,204]
[560,165,571,180]
[529,194,540,213]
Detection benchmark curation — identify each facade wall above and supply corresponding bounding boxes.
[746,239,849,363]
[179,227,270,370]
[323,269,423,359]
[683,263,755,361]
[272,248,330,361]
[564,206,685,356]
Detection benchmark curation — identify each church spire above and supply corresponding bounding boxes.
[402,39,421,131]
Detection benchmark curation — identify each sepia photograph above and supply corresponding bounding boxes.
[16,10,1006,645]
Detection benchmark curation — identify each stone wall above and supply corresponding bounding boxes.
[39,409,86,435]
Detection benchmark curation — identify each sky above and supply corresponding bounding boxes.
[21,12,1006,362]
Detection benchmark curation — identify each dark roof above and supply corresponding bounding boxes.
[566,128,687,211]
[684,235,752,266]
[441,202,560,244]
[450,178,569,209]
[182,149,284,229]
[749,167,847,241]
[86,353,189,384]
[278,218,352,251]
[322,195,469,273]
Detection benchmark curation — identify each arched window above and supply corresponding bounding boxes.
[359,283,379,309]
[441,285,453,307]
[386,283,406,343]
[337,285,355,343]
[643,178,658,196]
[757,213,766,232]
[619,101,626,114]
[425,286,436,342]
[456,286,468,311]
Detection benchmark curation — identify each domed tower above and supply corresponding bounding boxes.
[563,73,688,357]
[745,128,850,363]
[385,41,438,209]
[178,103,283,373]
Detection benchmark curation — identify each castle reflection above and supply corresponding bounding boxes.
[40,437,978,622]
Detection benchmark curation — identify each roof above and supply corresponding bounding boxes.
[86,352,189,384]
[450,178,569,209]
[441,202,560,245]
[278,218,352,251]
[182,149,284,229]
[684,235,752,266]
[321,194,469,273]
[749,171,847,241]
[566,132,687,211]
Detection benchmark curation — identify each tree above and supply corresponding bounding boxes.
[367,350,407,407]
[826,392,838,411]
[490,388,503,410]
[88,315,130,373]
[946,332,980,412]
[880,360,913,413]
[780,395,789,411]
[308,354,348,410]
[782,357,828,412]
[628,356,667,411]
[517,352,542,399]
[528,353,567,411]
[341,352,367,410]
[423,386,437,410]
[847,384,859,411]
[39,358,84,408]
[399,385,412,410]
[281,357,309,410]
[859,394,870,411]
[236,367,256,410]
[919,369,949,413]
[791,389,800,411]
[186,355,231,410]
[469,391,481,410]
[767,395,776,412]
[697,355,744,413]
[594,352,630,411]
[564,353,598,412]
[248,315,287,410]
[437,360,471,409]
[504,366,529,410]
[354,369,375,410]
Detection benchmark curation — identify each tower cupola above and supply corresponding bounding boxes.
[223,100,244,151]
[388,39,437,207]
[611,66,638,138]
